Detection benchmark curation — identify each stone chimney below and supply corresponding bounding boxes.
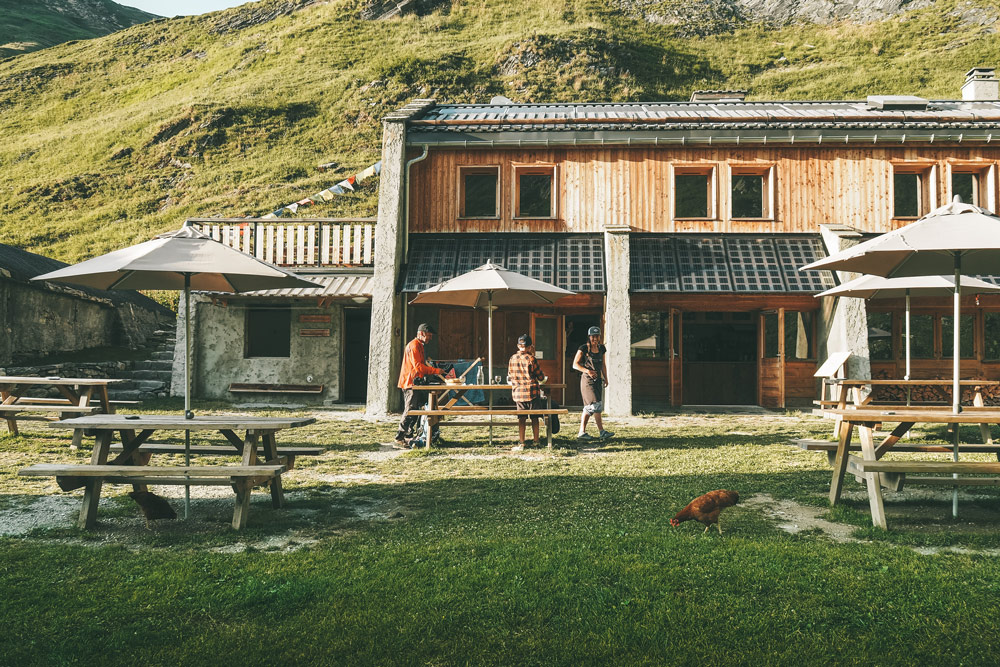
[689,90,747,102]
[962,67,998,101]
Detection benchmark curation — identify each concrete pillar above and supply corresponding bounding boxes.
[603,226,632,416]
[366,100,436,418]
[817,224,872,399]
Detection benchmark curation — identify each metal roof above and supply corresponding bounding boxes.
[402,234,605,293]
[630,234,836,293]
[213,272,373,298]
[405,100,1000,146]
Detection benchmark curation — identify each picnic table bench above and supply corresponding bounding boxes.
[408,408,569,448]
[21,414,316,530]
[1,376,125,447]
[107,443,323,469]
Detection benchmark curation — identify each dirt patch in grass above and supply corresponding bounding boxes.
[744,493,861,544]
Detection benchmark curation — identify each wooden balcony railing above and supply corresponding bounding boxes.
[186,218,376,267]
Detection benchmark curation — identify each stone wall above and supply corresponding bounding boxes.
[179,294,345,405]
[0,281,170,366]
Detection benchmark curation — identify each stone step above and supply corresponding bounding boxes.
[151,350,175,361]
[132,360,173,371]
[133,379,167,392]
[129,369,172,381]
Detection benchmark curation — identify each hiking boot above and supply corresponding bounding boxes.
[392,438,409,450]
[577,433,594,441]
[599,430,615,440]
[512,444,525,452]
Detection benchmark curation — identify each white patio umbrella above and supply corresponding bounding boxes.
[817,274,1000,383]
[33,224,318,517]
[802,199,1000,414]
[802,199,1000,517]
[409,262,575,384]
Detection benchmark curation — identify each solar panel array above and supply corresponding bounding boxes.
[630,235,836,293]
[403,235,606,293]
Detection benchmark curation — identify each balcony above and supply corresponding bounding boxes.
[186,217,376,268]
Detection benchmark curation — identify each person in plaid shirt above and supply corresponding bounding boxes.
[507,334,546,451]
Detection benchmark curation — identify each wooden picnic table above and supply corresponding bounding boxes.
[19,414,316,530]
[410,383,567,447]
[0,375,124,445]
[823,407,1000,529]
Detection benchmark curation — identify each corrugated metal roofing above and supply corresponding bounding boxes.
[411,100,1000,131]
[402,235,605,293]
[220,273,373,298]
[630,235,836,293]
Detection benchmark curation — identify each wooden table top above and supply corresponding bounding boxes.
[825,378,1000,386]
[0,376,123,385]
[411,383,566,391]
[48,414,317,430]
[824,407,1000,423]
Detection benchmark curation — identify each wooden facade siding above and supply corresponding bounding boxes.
[408,147,1000,235]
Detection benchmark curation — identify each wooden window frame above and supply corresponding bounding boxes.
[946,160,997,211]
[458,165,501,219]
[672,164,717,220]
[729,163,776,221]
[512,164,557,219]
[891,161,937,220]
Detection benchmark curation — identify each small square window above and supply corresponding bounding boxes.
[730,165,774,219]
[892,164,934,218]
[459,167,499,218]
[513,165,556,218]
[673,167,715,219]
[245,308,291,358]
[949,163,995,209]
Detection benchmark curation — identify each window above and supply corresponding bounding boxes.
[245,308,291,358]
[630,311,669,359]
[730,165,774,219]
[892,163,935,218]
[901,314,934,359]
[784,311,814,360]
[985,313,1000,359]
[459,166,499,218]
[949,162,995,209]
[762,312,779,358]
[867,312,893,360]
[942,314,975,359]
[513,165,555,218]
[674,166,715,219]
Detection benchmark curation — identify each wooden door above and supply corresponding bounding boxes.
[439,309,475,360]
[343,308,370,402]
[670,308,682,406]
[532,314,563,403]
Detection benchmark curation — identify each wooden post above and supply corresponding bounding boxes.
[78,430,111,529]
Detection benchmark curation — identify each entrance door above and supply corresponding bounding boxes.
[343,308,371,402]
[670,308,682,406]
[681,312,757,405]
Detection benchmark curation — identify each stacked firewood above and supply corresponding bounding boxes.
[867,369,1000,405]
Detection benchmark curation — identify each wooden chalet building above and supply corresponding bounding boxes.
[365,69,1000,415]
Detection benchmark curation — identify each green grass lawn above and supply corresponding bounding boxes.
[3,407,1000,665]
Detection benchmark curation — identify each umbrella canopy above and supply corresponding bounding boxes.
[409,262,574,385]
[800,200,1000,277]
[33,225,313,292]
[32,225,318,518]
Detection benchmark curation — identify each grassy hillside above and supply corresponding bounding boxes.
[0,0,158,59]
[1,0,1000,262]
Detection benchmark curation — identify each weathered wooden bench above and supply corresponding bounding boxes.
[791,438,1000,463]
[19,463,286,529]
[854,459,1000,489]
[11,397,140,407]
[1,405,100,435]
[108,443,323,469]
[409,408,569,448]
[228,383,324,394]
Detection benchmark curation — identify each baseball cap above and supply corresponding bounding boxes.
[518,334,532,346]
[417,323,436,334]
[587,326,601,336]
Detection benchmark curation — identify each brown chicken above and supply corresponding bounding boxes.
[670,489,739,535]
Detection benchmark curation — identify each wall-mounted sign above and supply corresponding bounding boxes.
[300,329,330,337]
[299,314,331,323]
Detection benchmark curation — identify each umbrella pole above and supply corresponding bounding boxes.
[905,290,911,406]
[953,256,962,517]
[184,274,192,520]
[488,290,493,447]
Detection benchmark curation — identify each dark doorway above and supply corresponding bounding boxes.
[682,312,756,405]
[344,309,371,402]
[564,313,602,407]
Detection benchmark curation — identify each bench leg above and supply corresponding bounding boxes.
[232,481,251,530]
[3,417,17,436]
[859,424,888,530]
[260,432,284,509]
[78,430,111,530]
[829,420,853,505]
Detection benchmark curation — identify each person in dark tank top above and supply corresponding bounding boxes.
[571,325,614,441]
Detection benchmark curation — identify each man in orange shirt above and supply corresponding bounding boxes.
[394,323,443,448]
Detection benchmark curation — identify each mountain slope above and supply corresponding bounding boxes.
[0,0,159,59]
[0,0,999,262]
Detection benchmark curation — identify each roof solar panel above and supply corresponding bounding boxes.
[556,237,604,292]
[726,238,785,292]
[630,236,679,292]
[506,237,555,284]
[675,237,731,292]
[400,237,457,292]
[778,237,836,292]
